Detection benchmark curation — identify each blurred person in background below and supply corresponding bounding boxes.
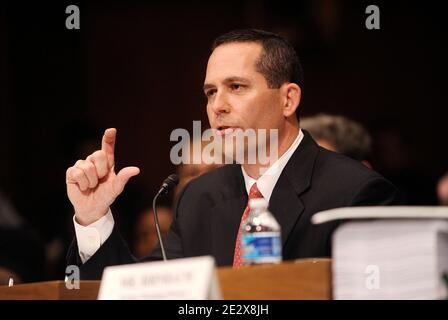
[0,190,45,284]
[132,206,172,259]
[174,137,224,200]
[300,113,372,168]
[437,172,448,206]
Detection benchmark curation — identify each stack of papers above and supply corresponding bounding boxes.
[312,207,448,299]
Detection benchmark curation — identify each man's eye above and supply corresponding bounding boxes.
[231,84,243,91]
[205,90,216,97]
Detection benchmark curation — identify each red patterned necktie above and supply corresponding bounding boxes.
[233,183,264,267]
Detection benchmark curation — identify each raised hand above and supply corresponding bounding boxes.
[66,128,140,226]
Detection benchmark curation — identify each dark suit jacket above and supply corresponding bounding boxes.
[67,130,400,279]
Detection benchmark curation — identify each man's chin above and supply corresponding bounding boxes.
[221,143,258,165]
[211,128,278,166]
[221,143,245,164]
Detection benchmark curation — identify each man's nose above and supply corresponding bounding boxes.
[210,91,231,115]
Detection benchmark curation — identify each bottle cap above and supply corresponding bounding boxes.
[249,198,268,209]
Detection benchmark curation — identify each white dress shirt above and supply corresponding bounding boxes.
[74,129,304,263]
[74,210,114,263]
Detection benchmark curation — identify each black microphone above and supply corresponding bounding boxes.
[152,174,179,261]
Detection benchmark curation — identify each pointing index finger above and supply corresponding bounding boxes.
[102,128,116,168]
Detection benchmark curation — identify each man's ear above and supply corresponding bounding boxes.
[282,83,301,118]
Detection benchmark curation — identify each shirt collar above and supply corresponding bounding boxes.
[241,129,304,202]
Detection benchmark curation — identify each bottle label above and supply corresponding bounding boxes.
[241,232,282,264]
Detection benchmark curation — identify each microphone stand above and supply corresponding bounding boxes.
[152,188,167,261]
[152,174,179,261]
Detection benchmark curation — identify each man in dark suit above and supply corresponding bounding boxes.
[66,29,399,280]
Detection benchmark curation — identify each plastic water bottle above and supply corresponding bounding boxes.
[241,198,282,265]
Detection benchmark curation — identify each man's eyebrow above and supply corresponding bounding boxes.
[203,83,215,91]
[223,76,250,84]
[203,77,250,91]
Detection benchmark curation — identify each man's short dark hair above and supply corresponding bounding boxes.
[212,29,304,89]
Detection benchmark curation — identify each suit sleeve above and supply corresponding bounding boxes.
[66,215,183,280]
[349,175,402,206]
[66,226,137,280]
[66,183,192,280]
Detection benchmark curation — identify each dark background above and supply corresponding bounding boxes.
[0,0,447,280]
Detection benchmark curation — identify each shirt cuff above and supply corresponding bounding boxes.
[73,209,115,264]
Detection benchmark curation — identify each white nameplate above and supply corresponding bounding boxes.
[97,256,222,300]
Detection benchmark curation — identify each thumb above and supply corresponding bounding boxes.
[114,166,140,195]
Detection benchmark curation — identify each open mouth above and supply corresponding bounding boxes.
[216,126,239,136]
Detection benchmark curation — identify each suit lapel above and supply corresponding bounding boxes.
[269,175,304,246]
[269,130,319,247]
[210,165,247,266]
